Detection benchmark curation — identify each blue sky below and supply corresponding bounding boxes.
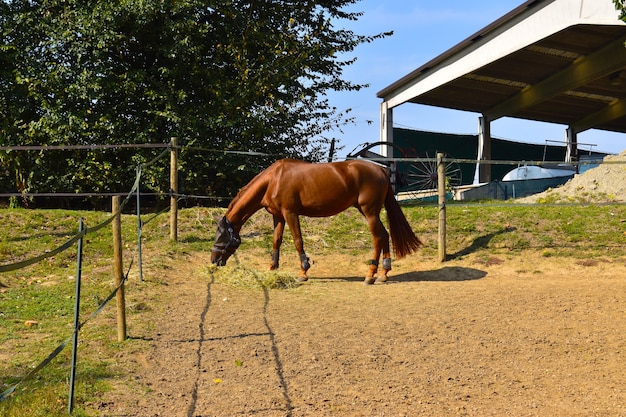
[327,0,625,158]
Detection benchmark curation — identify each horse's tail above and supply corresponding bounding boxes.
[384,184,423,258]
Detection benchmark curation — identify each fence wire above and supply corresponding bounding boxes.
[0,147,171,403]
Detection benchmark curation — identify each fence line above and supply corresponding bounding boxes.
[4,150,625,256]
[0,171,139,400]
[0,168,140,272]
[0,143,170,151]
[0,146,172,406]
[180,145,286,157]
[0,192,156,198]
[0,145,172,271]
[348,155,626,166]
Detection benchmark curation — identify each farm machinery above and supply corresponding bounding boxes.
[346,141,462,201]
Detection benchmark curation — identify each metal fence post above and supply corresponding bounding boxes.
[68,218,84,414]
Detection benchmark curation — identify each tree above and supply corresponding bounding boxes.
[615,0,626,19]
[0,0,390,205]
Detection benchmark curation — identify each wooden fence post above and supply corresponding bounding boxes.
[170,137,178,242]
[437,152,447,262]
[112,196,127,341]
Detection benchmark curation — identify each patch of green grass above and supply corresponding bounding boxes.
[0,208,152,416]
[441,203,626,256]
[1,349,114,417]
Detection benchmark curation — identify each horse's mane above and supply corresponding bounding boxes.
[227,180,253,211]
[226,164,274,213]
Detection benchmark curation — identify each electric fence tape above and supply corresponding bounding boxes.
[0,165,141,273]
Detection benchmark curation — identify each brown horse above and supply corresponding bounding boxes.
[210,159,422,284]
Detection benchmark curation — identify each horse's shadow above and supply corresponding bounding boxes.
[390,266,486,282]
[322,266,486,283]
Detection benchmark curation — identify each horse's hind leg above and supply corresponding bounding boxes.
[378,255,393,283]
[364,214,391,284]
[270,215,285,270]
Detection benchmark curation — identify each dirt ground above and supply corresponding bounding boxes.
[95,247,626,417]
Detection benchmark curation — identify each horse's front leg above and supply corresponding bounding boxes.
[270,215,285,270]
[285,213,310,281]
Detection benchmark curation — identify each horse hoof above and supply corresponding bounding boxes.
[376,276,389,284]
[298,276,309,282]
[364,278,375,285]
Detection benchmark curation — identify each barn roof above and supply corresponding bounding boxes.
[377,0,626,134]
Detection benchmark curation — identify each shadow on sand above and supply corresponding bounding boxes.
[389,266,487,282]
[448,227,517,260]
[317,266,487,284]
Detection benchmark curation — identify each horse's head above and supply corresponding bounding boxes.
[210,216,241,266]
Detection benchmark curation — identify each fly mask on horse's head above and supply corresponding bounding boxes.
[210,216,241,266]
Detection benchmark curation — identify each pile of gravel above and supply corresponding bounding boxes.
[517,149,626,203]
